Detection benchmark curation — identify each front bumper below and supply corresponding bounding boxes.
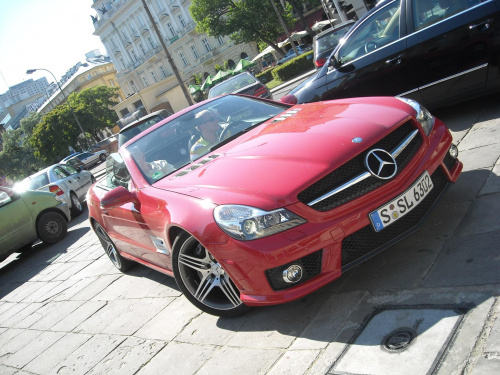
[209,120,462,306]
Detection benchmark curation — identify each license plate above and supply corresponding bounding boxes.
[369,171,433,232]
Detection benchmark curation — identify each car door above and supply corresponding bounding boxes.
[404,0,497,107]
[324,0,422,102]
[79,152,97,167]
[0,189,35,254]
[60,164,91,200]
[100,155,168,267]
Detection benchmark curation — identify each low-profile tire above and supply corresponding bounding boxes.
[91,175,96,184]
[37,212,67,244]
[69,192,83,216]
[93,221,133,272]
[172,233,250,317]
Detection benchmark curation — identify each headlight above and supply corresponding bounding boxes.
[397,97,435,136]
[214,205,307,241]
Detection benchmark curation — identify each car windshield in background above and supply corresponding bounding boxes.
[118,115,164,146]
[22,173,49,191]
[127,95,288,185]
[208,74,258,98]
[315,27,350,53]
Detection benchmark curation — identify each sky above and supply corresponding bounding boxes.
[0,0,106,94]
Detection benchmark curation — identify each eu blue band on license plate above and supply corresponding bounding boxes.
[369,171,433,232]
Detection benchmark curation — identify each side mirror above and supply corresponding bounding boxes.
[329,55,340,69]
[101,186,135,209]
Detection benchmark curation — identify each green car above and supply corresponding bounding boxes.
[0,186,70,262]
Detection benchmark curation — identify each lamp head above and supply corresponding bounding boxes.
[26,69,37,74]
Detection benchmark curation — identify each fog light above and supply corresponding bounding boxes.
[449,143,459,158]
[283,264,303,283]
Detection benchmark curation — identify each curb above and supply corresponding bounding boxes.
[270,69,317,93]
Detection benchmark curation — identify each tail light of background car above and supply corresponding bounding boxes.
[49,185,64,197]
[280,94,298,105]
[254,86,268,98]
[314,58,326,67]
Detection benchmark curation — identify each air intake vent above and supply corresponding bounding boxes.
[174,154,220,178]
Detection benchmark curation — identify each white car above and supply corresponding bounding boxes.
[73,150,109,168]
[17,164,95,218]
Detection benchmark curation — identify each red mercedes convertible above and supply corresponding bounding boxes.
[87,94,462,316]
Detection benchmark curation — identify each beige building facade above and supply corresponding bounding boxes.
[38,55,125,115]
[91,0,259,118]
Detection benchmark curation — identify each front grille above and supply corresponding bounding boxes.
[298,121,422,212]
[341,168,448,268]
[265,250,323,291]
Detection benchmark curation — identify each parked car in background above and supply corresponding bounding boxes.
[17,164,95,217]
[71,150,109,168]
[60,154,87,170]
[313,21,355,69]
[281,0,500,109]
[87,94,461,317]
[118,109,173,147]
[277,45,312,65]
[0,186,70,262]
[208,72,273,100]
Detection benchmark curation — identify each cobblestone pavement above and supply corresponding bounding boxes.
[1,93,500,375]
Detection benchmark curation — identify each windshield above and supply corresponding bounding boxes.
[118,115,164,146]
[314,25,351,54]
[126,95,288,185]
[338,1,400,65]
[208,74,258,98]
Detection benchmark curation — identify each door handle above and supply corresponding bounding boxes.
[469,18,493,30]
[386,55,404,65]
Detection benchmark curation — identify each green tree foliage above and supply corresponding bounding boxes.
[20,112,43,139]
[72,85,120,141]
[0,127,46,181]
[190,0,295,57]
[29,105,81,163]
[29,85,119,163]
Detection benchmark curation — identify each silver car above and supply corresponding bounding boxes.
[18,164,95,218]
[73,150,109,168]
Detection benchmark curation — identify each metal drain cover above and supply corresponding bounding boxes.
[382,327,417,352]
[333,307,465,375]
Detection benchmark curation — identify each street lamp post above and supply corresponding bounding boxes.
[26,68,88,146]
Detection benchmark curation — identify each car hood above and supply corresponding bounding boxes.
[153,98,413,210]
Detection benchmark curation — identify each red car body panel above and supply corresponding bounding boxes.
[87,96,462,307]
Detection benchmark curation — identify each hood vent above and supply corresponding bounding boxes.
[174,154,220,178]
[271,108,301,123]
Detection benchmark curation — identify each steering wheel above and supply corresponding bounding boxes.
[364,41,379,54]
[219,120,248,141]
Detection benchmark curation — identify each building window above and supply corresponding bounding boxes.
[147,36,155,49]
[131,50,138,62]
[151,71,158,83]
[178,14,187,27]
[138,14,145,26]
[179,52,188,66]
[159,65,168,78]
[241,52,249,59]
[156,0,163,11]
[120,58,126,69]
[120,108,130,117]
[167,22,175,37]
[142,76,149,87]
[133,100,144,109]
[122,28,128,39]
[140,43,146,54]
[111,38,117,48]
[129,23,136,34]
[202,38,211,53]
[217,36,224,46]
[86,74,92,80]
[108,79,116,87]
[190,45,200,59]
[228,59,236,69]
[130,80,138,92]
